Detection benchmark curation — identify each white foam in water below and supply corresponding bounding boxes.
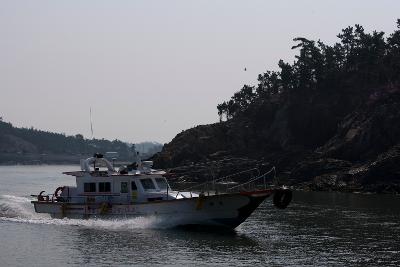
[0,195,39,219]
[0,194,180,230]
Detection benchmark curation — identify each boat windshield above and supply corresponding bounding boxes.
[140,178,156,190]
[155,178,169,190]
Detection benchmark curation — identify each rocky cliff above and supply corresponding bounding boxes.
[154,22,400,193]
[154,88,400,193]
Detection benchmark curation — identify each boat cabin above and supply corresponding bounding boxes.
[59,155,180,204]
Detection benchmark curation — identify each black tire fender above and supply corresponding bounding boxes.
[273,189,292,209]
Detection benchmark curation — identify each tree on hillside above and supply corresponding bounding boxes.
[217,20,400,120]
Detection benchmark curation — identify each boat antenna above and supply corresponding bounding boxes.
[90,107,94,139]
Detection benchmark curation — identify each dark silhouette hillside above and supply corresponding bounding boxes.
[0,119,134,164]
[154,21,400,193]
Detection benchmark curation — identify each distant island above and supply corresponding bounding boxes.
[154,20,400,193]
[0,119,162,164]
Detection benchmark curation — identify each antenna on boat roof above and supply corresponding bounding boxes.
[90,107,94,139]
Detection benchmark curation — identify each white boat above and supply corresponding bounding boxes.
[31,154,292,229]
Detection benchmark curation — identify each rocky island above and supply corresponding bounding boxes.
[154,21,400,194]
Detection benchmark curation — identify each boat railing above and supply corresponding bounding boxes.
[174,166,276,197]
[181,167,260,191]
[226,167,276,192]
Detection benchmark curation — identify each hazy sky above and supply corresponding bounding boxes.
[1,1,399,143]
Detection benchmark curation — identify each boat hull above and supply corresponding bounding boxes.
[32,190,272,229]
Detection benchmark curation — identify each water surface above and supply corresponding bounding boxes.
[0,165,399,266]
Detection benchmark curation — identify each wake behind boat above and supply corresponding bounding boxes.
[31,154,292,229]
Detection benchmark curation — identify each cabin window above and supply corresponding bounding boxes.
[99,182,111,192]
[140,179,156,190]
[84,183,96,192]
[121,182,128,193]
[131,181,138,191]
[155,178,168,190]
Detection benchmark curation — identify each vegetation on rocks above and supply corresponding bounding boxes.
[0,119,139,164]
[155,21,400,193]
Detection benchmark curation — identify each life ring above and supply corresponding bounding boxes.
[38,191,46,201]
[273,189,292,209]
[54,186,65,198]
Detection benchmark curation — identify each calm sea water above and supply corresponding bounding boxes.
[0,165,399,266]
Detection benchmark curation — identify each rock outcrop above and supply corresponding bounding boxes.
[154,88,400,193]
